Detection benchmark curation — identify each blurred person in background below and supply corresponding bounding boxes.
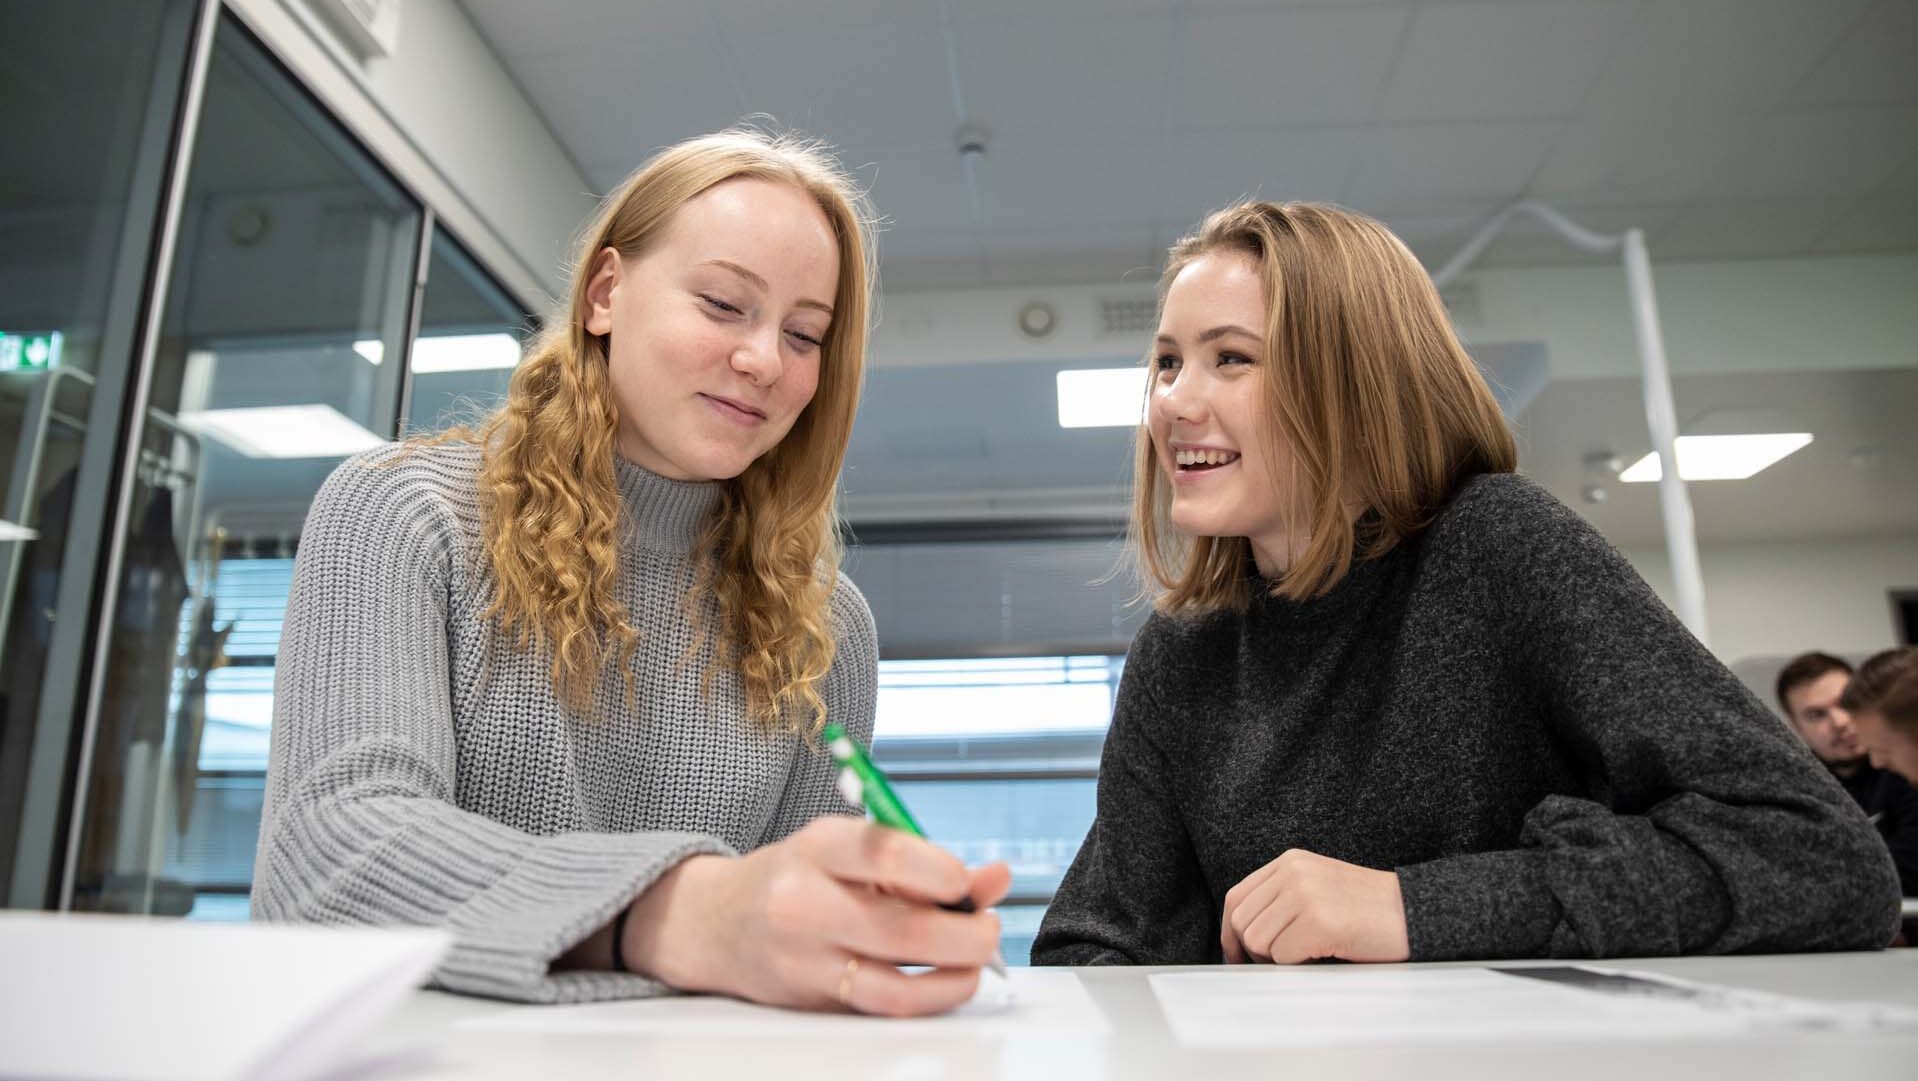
[1778,651,1918,896]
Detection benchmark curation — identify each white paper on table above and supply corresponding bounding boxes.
[1149,965,1918,1047]
[0,911,449,1081]
[461,968,1109,1037]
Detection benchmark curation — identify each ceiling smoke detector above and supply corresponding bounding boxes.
[1017,301,1056,339]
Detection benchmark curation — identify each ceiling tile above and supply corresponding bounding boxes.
[1791,0,1918,106]
[703,0,937,34]
[981,249,1164,287]
[874,226,981,264]
[1158,128,1362,224]
[858,146,979,235]
[943,0,1177,16]
[882,225,1159,289]
[1175,6,1412,127]
[875,254,990,292]
[1812,197,1918,255]
[1380,0,1636,122]
[727,11,954,150]
[465,0,1918,278]
[1576,0,1875,118]
[969,134,1173,229]
[976,223,1157,259]
[1879,154,1918,197]
[1343,121,1562,210]
[951,15,1175,137]
[460,0,711,58]
[1705,106,1918,201]
[1528,110,1765,203]
[1654,200,1852,262]
[509,48,749,192]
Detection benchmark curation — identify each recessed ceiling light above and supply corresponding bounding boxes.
[409,333,522,373]
[1619,433,1813,482]
[1057,368,1148,428]
[354,333,522,373]
[178,404,386,459]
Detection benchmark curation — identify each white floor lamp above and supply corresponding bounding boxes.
[1432,201,1709,647]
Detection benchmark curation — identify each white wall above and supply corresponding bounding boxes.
[870,252,1918,378]
[225,0,595,308]
[1455,252,1918,380]
[1624,534,1918,665]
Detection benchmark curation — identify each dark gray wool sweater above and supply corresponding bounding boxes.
[1032,473,1901,965]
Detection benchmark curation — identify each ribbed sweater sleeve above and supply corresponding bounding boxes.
[1396,478,1902,960]
[251,451,731,1003]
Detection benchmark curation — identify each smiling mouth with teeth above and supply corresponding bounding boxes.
[1173,448,1241,471]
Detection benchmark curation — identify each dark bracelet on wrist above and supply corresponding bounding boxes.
[610,904,632,973]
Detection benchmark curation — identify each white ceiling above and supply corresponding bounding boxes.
[1516,366,1918,546]
[458,0,1918,290]
[432,0,1918,553]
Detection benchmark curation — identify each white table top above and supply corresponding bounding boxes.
[374,952,1918,1081]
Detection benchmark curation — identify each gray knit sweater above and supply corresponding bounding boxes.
[250,442,877,1002]
[1032,473,1901,965]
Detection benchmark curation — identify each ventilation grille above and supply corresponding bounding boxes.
[1098,298,1157,338]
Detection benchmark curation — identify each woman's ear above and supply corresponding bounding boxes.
[582,247,621,337]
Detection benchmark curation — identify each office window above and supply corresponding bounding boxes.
[873,655,1117,963]
[404,228,531,435]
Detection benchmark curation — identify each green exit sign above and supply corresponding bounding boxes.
[0,331,63,372]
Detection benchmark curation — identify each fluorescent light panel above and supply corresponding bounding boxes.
[1057,368,1148,429]
[1619,433,1813,482]
[354,333,521,373]
[179,404,385,459]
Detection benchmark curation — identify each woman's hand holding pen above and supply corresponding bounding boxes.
[623,816,1011,1016]
[1220,849,1410,964]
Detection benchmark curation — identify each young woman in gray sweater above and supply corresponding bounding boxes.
[1032,202,1901,966]
[252,131,1006,1011]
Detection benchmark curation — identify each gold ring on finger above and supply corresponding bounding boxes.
[837,956,860,1008]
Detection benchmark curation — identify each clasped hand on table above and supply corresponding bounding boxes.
[1221,849,1410,964]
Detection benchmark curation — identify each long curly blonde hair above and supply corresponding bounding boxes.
[438,129,872,732]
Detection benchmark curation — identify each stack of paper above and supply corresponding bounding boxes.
[0,911,448,1081]
[1149,966,1918,1047]
[460,968,1109,1037]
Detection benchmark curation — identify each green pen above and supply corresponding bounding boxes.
[822,722,1010,980]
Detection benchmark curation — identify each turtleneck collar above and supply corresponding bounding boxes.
[613,454,721,554]
[1248,526,1415,629]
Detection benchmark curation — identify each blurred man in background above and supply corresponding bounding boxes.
[1777,651,1918,896]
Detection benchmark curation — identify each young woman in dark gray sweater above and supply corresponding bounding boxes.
[1032,202,1901,966]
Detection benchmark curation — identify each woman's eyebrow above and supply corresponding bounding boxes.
[702,259,833,316]
[1156,324,1263,347]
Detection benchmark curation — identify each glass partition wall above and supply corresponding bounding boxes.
[0,7,531,916]
[0,0,207,908]
[66,19,422,916]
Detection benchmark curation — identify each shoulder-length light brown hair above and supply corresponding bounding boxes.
[435,128,872,732]
[1133,201,1516,614]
